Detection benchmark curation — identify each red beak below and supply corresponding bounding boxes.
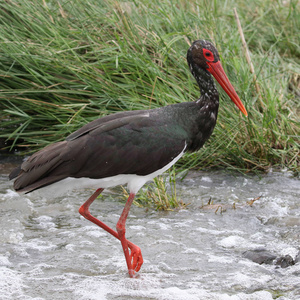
[207,61,248,116]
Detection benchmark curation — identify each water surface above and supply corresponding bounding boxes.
[1,162,299,300]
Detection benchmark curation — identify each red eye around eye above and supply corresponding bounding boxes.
[203,49,214,62]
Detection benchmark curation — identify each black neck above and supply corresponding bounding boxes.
[189,64,219,100]
[182,62,220,152]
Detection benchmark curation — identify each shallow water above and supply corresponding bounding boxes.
[0,161,299,300]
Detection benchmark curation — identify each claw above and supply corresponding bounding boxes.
[128,243,143,273]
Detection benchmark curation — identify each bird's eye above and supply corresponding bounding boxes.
[203,49,214,62]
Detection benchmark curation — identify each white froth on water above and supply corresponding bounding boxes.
[0,267,24,300]
[0,255,11,267]
[72,275,275,300]
[218,236,248,248]
[0,170,299,299]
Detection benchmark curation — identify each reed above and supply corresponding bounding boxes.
[0,0,299,174]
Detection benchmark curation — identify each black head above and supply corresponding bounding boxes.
[186,40,248,116]
[187,40,220,71]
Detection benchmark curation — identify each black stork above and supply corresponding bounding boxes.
[9,40,247,278]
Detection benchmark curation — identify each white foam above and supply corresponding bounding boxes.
[182,247,201,254]
[129,225,146,231]
[280,247,299,258]
[0,256,11,267]
[23,239,57,252]
[229,273,272,290]
[7,232,24,244]
[3,189,20,199]
[201,176,213,182]
[86,230,107,238]
[0,267,24,299]
[207,254,234,264]
[72,274,274,300]
[157,222,172,230]
[218,236,247,248]
[33,215,56,230]
[65,243,76,252]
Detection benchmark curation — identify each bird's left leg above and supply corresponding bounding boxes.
[116,192,143,278]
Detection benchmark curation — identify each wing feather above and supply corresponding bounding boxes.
[66,111,149,141]
[10,109,188,193]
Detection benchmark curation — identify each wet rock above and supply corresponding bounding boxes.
[243,249,298,268]
[275,255,295,268]
[243,248,276,265]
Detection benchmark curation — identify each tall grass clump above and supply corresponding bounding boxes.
[0,0,299,173]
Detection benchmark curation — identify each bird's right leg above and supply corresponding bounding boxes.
[78,188,143,276]
[116,192,143,277]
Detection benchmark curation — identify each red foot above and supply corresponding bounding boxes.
[128,242,143,275]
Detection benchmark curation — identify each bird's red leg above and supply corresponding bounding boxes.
[79,188,117,237]
[79,189,143,277]
[116,192,142,278]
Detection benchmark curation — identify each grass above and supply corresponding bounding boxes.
[0,0,299,176]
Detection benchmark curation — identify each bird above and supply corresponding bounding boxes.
[9,40,247,278]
